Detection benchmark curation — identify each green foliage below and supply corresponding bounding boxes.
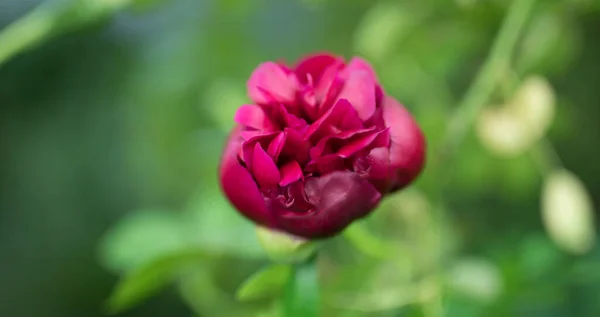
[99,209,188,273]
[342,221,401,260]
[283,261,320,317]
[255,226,317,264]
[1,0,600,317]
[236,264,292,301]
[184,183,265,259]
[106,250,205,314]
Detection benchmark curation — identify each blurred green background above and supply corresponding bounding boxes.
[1,0,600,316]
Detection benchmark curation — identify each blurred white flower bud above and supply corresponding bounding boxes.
[542,169,596,254]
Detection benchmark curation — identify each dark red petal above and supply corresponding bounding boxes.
[274,171,382,238]
[331,99,365,130]
[337,128,390,158]
[240,131,280,166]
[267,132,286,163]
[282,128,311,165]
[279,160,303,186]
[251,143,281,188]
[353,147,392,193]
[219,127,274,226]
[381,96,426,191]
[304,154,346,174]
[309,127,376,160]
[305,99,364,143]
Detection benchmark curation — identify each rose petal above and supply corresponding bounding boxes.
[305,154,346,174]
[234,104,275,130]
[337,128,390,158]
[315,65,345,116]
[336,69,377,121]
[353,147,392,192]
[241,130,264,140]
[279,160,303,186]
[381,96,426,190]
[282,128,311,165]
[219,127,274,226]
[274,171,382,238]
[309,128,376,160]
[343,57,378,82]
[267,132,286,163]
[305,99,364,143]
[241,131,280,166]
[248,62,298,105]
[252,143,281,188]
[294,53,343,84]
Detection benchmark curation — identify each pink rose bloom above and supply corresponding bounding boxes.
[219,53,425,239]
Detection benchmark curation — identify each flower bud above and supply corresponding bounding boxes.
[219,53,426,239]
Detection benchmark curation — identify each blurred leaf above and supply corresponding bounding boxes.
[178,267,235,316]
[0,5,54,67]
[342,221,401,260]
[570,259,600,284]
[106,250,205,314]
[353,2,422,61]
[324,257,425,313]
[299,0,326,9]
[99,209,187,273]
[284,261,319,317]
[379,54,455,110]
[454,0,477,9]
[0,0,139,67]
[517,9,581,75]
[541,169,596,254]
[256,226,317,264]
[131,0,169,11]
[236,264,292,301]
[329,287,420,312]
[203,79,248,132]
[519,234,562,280]
[446,257,503,303]
[184,183,265,259]
[256,302,283,317]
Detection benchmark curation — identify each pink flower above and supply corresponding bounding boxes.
[219,53,425,239]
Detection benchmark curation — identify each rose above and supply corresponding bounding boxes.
[219,53,425,239]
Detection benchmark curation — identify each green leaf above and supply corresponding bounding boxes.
[98,209,187,273]
[106,250,205,314]
[184,183,265,259]
[342,221,399,260]
[202,79,248,132]
[353,2,422,61]
[284,261,320,317]
[256,226,317,264]
[236,264,292,301]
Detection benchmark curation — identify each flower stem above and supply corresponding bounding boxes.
[283,256,319,317]
[530,138,563,176]
[439,0,536,162]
